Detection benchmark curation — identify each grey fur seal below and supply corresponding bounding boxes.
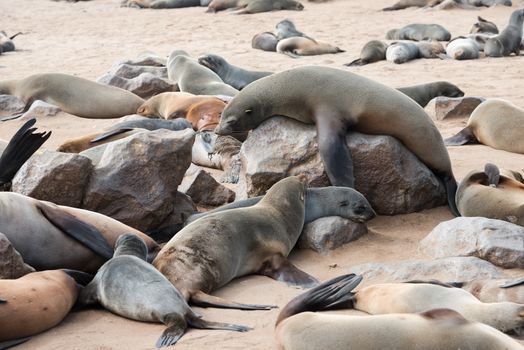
[470,16,499,34]
[275,19,314,41]
[251,32,278,52]
[198,54,272,90]
[485,9,524,57]
[0,31,22,53]
[167,51,238,97]
[383,0,511,10]
[467,33,497,51]
[383,0,442,11]
[397,81,464,107]
[345,40,388,66]
[79,234,249,348]
[215,66,460,216]
[446,37,480,60]
[276,37,344,57]
[121,0,206,8]
[207,0,304,13]
[0,73,144,121]
[445,99,524,153]
[386,23,451,41]
[275,274,523,350]
[386,41,445,64]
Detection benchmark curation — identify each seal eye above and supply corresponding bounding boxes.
[245,109,252,114]
[227,118,238,126]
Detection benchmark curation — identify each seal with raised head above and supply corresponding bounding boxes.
[215,66,460,216]
[470,16,499,34]
[275,274,523,350]
[79,233,249,348]
[446,36,480,60]
[485,9,524,57]
[397,81,464,107]
[198,53,273,90]
[277,37,344,57]
[251,32,279,52]
[386,23,451,41]
[275,19,314,41]
[446,99,524,153]
[345,40,388,66]
[0,73,145,121]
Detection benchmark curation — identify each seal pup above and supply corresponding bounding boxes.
[251,31,278,51]
[0,119,51,190]
[446,99,524,153]
[0,73,144,121]
[79,234,249,348]
[215,66,460,216]
[276,37,344,57]
[0,31,22,53]
[386,41,420,64]
[397,81,464,107]
[485,9,524,57]
[198,53,272,90]
[153,176,375,309]
[455,163,524,225]
[470,16,499,34]
[345,40,388,66]
[275,19,314,41]
[386,23,451,41]
[446,36,480,60]
[453,278,524,304]
[0,192,159,272]
[167,51,238,97]
[275,274,523,350]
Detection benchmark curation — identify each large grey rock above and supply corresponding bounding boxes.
[109,63,168,79]
[425,96,484,121]
[82,129,194,231]
[0,232,35,279]
[179,164,236,207]
[21,100,61,120]
[351,257,504,283]
[0,94,25,115]
[420,217,524,269]
[97,73,176,99]
[118,52,167,67]
[11,151,93,207]
[150,191,198,243]
[238,117,446,215]
[298,216,368,253]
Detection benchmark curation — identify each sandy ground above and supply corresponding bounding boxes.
[1,0,524,349]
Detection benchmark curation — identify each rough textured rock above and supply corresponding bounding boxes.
[351,257,504,283]
[118,52,167,67]
[82,129,194,231]
[11,150,93,207]
[0,232,35,279]
[425,96,484,121]
[238,117,446,215]
[108,63,168,79]
[179,164,236,207]
[420,217,524,269]
[97,73,176,98]
[0,94,25,115]
[21,100,61,120]
[298,216,368,253]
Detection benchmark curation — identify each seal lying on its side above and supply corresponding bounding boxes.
[251,32,279,51]
[446,36,480,60]
[80,234,249,348]
[470,16,499,34]
[277,37,344,57]
[386,23,451,41]
[345,40,388,66]
[397,81,464,107]
[452,278,524,304]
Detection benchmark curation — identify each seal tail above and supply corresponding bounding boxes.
[276,273,362,326]
[444,127,478,146]
[0,118,51,187]
[186,313,251,332]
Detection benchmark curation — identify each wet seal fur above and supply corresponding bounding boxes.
[80,234,249,348]
[215,66,460,216]
[485,9,524,57]
[345,40,388,66]
[397,81,464,107]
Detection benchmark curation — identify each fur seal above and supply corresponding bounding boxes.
[345,40,388,66]
[0,119,51,190]
[276,37,344,57]
[446,99,524,153]
[0,270,80,347]
[0,73,144,121]
[383,0,442,10]
[0,192,158,272]
[275,274,523,350]
[79,234,249,348]
[215,66,460,216]
[467,32,497,51]
[207,0,304,13]
[470,16,499,34]
[485,9,524,57]
[453,278,524,304]
[198,54,272,90]
[275,19,314,41]
[446,36,480,60]
[386,41,419,64]
[386,24,451,41]
[153,176,375,310]
[251,31,278,51]
[121,0,205,8]
[397,81,464,107]
[0,31,21,53]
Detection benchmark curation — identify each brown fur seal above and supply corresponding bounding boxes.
[455,163,524,225]
[453,278,524,304]
[446,99,524,153]
[198,54,272,90]
[0,192,159,272]
[345,40,388,66]
[397,81,464,107]
[470,16,499,34]
[275,274,523,350]
[0,73,144,121]
[215,66,460,216]
[383,0,442,10]
[207,0,304,13]
[153,176,375,310]
[275,19,314,41]
[79,234,249,348]
[485,9,524,57]
[386,24,451,41]
[251,32,278,52]
[276,37,344,57]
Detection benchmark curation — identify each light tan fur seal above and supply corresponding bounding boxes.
[0,73,144,121]
[215,66,460,216]
[276,37,344,58]
[453,278,524,304]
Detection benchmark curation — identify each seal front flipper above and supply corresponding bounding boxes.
[186,312,251,332]
[191,290,277,310]
[90,128,135,143]
[442,174,460,217]
[37,203,114,260]
[445,127,478,146]
[259,254,319,288]
[500,277,524,288]
[0,337,32,350]
[156,313,187,348]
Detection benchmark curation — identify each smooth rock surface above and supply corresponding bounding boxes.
[0,232,35,279]
[179,164,236,207]
[97,72,176,98]
[108,63,168,79]
[21,100,61,120]
[425,96,485,121]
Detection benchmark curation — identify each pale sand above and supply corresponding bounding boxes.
[0,0,523,348]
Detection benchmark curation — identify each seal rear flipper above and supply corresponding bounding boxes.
[37,203,114,260]
[90,128,135,143]
[191,290,277,310]
[500,277,524,288]
[157,313,187,348]
[259,254,319,288]
[186,313,251,332]
[0,337,31,350]
[444,127,478,146]
[0,112,24,122]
